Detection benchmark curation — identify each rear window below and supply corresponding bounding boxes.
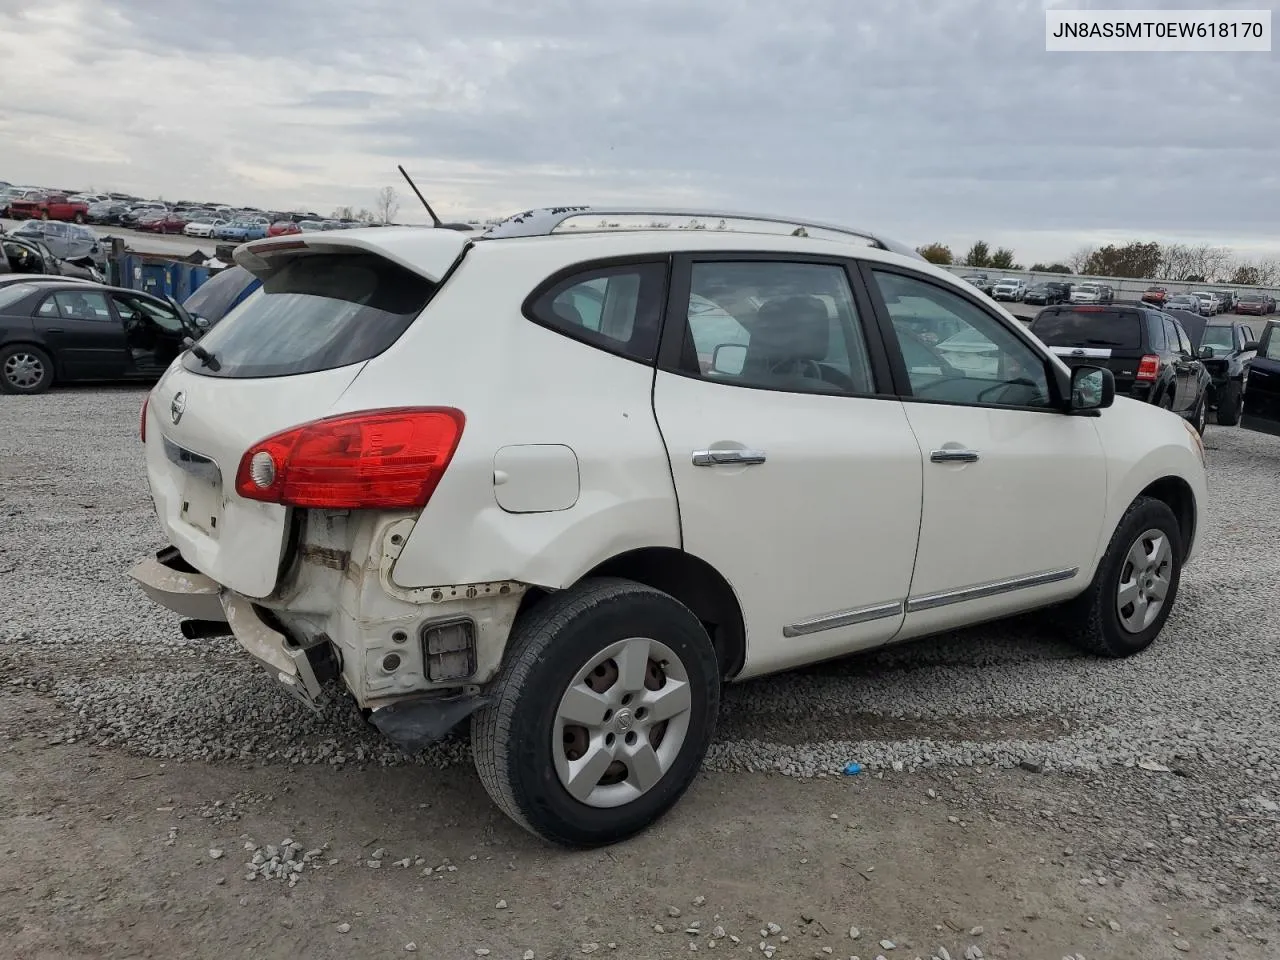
[182,265,259,325]
[1030,309,1143,349]
[181,252,437,379]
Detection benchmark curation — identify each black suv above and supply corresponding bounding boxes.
[1025,280,1071,305]
[1168,311,1261,425]
[1029,303,1211,432]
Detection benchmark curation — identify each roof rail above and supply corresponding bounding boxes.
[479,206,925,261]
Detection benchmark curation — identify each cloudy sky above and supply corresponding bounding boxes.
[1,0,1276,263]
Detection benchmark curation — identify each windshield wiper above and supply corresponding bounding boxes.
[182,336,221,371]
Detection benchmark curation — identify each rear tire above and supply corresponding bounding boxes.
[471,577,721,847]
[73,213,86,224]
[1216,380,1242,426]
[1056,496,1182,658]
[1191,394,1207,435]
[0,344,54,394]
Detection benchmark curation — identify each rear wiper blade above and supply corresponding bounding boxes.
[1081,338,1124,346]
[182,336,221,371]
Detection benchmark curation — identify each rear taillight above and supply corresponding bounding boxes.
[140,394,149,442]
[1136,355,1160,381]
[234,407,465,509]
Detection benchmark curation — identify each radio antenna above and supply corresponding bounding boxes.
[398,164,443,227]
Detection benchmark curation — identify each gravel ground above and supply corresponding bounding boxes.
[2,386,1279,957]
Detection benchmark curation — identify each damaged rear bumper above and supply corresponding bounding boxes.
[128,548,324,713]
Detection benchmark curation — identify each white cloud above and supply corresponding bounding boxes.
[0,0,1276,264]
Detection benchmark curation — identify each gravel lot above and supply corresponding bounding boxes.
[2,386,1278,959]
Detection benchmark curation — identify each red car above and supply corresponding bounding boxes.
[1234,294,1268,316]
[1140,285,1168,306]
[140,213,192,235]
[8,192,90,223]
[267,220,301,237]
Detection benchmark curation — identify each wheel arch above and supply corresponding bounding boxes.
[517,546,747,680]
[1136,475,1196,562]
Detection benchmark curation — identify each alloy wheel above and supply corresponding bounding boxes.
[553,636,692,809]
[1116,528,1173,634]
[3,352,44,389]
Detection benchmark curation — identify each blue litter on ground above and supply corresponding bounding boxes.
[843,762,863,776]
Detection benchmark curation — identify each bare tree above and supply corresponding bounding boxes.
[1066,246,1096,275]
[355,208,375,224]
[331,206,354,221]
[374,186,400,225]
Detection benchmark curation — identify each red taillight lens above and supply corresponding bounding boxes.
[1136,354,1160,381]
[234,407,465,509]
[140,394,149,442]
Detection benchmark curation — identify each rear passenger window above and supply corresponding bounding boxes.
[38,291,113,322]
[527,261,667,363]
[1147,315,1166,349]
[679,261,875,396]
[1163,318,1179,352]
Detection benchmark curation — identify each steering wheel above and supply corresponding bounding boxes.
[976,377,1042,404]
[768,357,824,381]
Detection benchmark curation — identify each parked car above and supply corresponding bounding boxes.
[1234,293,1268,316]
[267,220,301,237]
[184,218,229,238]
[991,277,1026,301]
[1242,320,1280,435]
[1030,303,1211,432]
[127,207,1208,846]
[1070,282,1104,304]
[121,202,169,228]
[139,213,192,235]
[8,192,90,223]
[1024,282,1067,305]
[1262,294,1277,314]
[1168,312,1258,425]
[960,274,993,294]
[86,200,132,225]
[297,219,327,233]
[0,233,100,280]
[0,281,203,394]
[1141,286,1168,306]
[213,219,269,242]
[1190,291,1221,315]
[1098,284,1114,303]
[1165,294,1200,313]
[179,264,260,329]
[9,220,104,265]
[1211,291,1236,313]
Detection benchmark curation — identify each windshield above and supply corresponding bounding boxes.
[181,252,438,378]
[1200,326,1235,352]
[1030,309,1142,348]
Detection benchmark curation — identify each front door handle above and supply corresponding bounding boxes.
[692,449,767,467]
[930,448,980,463]
[46,328,65,333]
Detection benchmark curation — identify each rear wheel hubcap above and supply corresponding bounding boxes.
[4,353,43,388]
[553,636,693,809]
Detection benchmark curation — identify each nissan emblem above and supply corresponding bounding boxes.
[170,391,186,425]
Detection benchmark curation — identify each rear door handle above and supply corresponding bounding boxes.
[46,328,65,334]
[930,448,980,463]
[692,449,767,466]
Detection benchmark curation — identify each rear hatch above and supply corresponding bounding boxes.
[142,229,471,598]
[1029,306,1146,391]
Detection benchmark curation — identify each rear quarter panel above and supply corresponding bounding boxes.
[333,240,682,591]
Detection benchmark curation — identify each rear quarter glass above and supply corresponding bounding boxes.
[1029,309,1143,349]
[180,252,438,379]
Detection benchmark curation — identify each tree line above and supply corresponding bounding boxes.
[914,239,1280,286]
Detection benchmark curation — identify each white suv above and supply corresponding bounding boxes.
[991,277,1026,301]
[130,208,1208,846]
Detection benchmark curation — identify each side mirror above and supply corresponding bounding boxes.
[711,343,746,376]
[1243,340,1260,352]
[1199,345,1215,359]
[1070,365,1114,412]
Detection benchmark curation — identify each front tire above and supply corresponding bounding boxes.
[1057,497,1182,658]
[1216,380,1243,426]
[471,577,721,847]
[1191,394,1207,435]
